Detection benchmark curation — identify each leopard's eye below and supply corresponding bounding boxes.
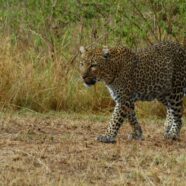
[90,64,97,68]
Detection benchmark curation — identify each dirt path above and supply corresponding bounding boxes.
[0,113,186,186]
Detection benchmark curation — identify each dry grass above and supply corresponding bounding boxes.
[0,36,173,116]
[0,111,186,186]
[0,36,112,113]
[0,0,186,115]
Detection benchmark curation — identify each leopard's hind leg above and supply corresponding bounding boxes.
[164,93,184,140]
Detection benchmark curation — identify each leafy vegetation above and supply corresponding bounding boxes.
[0,0,185,114]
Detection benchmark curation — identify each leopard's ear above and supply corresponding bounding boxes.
[102,46,110,59]
[79,46,86,54]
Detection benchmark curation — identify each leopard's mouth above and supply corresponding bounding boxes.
[83,77,97,87]
[83,76,97,87]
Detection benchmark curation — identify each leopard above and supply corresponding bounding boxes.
[79,41,186,143]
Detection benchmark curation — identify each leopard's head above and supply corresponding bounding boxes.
[79,46,112,86]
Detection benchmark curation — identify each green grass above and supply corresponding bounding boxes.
[0,0,185,114]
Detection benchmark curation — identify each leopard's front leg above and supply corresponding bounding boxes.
[97,102,130,143]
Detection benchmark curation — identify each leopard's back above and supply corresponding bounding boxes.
[132,41,186,101]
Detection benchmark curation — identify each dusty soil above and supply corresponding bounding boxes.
[0,112,186,186]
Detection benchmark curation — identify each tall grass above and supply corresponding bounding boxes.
[0,36,112,112]
[0,0,185,116]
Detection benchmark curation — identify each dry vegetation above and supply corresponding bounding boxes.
[0,0,185,113]
[0,112,186,186]
[0,1,186,185]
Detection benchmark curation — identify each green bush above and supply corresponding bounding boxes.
[0,0,185,116]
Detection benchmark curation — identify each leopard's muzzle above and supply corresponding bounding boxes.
[83,75,97,86]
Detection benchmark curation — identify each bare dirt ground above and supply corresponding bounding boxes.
[0,112,186,186]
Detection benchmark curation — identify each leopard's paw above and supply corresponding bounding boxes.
[96,135,116,143]
[128,132,144,141]
[164,132,180,141]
